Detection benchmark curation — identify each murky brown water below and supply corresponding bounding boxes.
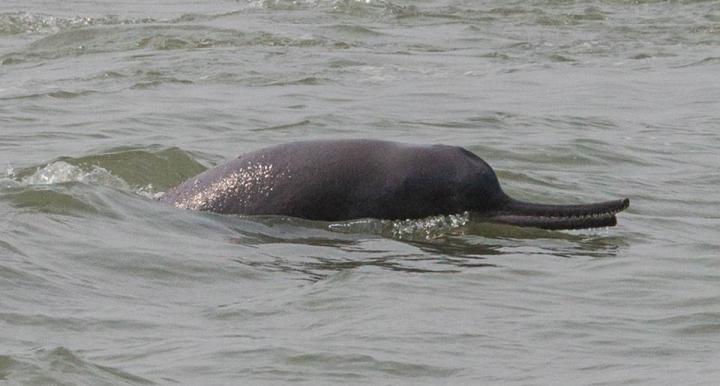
[2,1,719,384]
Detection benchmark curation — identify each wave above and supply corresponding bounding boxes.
[5,146,206,193]
[0,347,152,385]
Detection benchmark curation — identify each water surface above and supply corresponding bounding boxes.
[2,0,720,384]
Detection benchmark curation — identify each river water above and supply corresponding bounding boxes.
[1,1,719,384]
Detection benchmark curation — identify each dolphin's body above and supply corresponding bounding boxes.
[159,140,629,230]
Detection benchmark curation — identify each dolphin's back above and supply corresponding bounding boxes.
[159,140,505,220]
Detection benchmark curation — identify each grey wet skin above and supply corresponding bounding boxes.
[159,140,629,230]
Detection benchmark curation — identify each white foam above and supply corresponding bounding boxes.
[21,161,130,190]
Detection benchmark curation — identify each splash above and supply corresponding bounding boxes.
[329,212,470,241]
[0,164,19,188]
[388,212,470,240]
[21,161,130,190]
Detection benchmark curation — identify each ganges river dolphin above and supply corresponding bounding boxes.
[159,140,629,230]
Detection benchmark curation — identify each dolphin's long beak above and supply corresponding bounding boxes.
[488,198,630,230]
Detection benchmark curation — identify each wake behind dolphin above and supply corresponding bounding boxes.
[159,140,629,230]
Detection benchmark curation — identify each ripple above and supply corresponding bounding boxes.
[285,351,461,377]
[0,12,155,36]
[1,24,348,64]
